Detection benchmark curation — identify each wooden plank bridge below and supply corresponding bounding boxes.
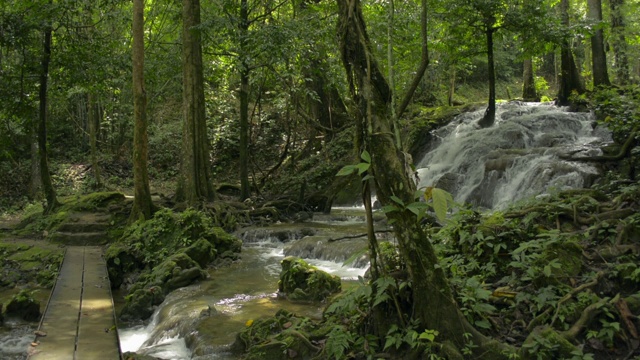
[28,246,121,359]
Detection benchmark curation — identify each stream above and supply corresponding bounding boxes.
[118,208,372,359]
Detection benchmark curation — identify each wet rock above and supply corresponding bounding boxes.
[5,290,41,322]
[278,256,341,301]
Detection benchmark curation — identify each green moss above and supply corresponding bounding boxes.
[62,192,126,212]
[278,256,341,301]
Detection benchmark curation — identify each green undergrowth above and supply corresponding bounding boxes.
[233,177,640,359]
[0,242,64,289]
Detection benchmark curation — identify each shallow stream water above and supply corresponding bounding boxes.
[119,210,370,359]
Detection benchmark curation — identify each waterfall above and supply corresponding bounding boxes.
[416,102,611,209]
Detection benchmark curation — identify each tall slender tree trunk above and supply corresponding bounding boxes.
[176,0,215,205]
[30,124,41,200]
[336,1,511,357]
[130,0,154,222]
[557,0,585,106]
[479,25,496,128]
[38,13,59,214]
[609,0,629,85]
[587,0,610,87]
[522,58,539,101]
[88,93,102,188]
[239,0,251,201]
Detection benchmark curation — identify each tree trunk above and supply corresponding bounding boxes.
[609,0,629,85]
[30,123,42,200]
[88,93,102,189]
[176,0,215,205]
[587,0,610,87]
[239,0,250,201]
[522,57,539,101]
[479,26,496,128]
[130,0,154,222]
[38,11,59,214]
[335,0,511,356]
[557,0,585,106]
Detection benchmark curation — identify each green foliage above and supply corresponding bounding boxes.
[324,325,354,360]
[592,86,640,142]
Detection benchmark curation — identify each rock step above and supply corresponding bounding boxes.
[50,232,109,246]
[57,222,111,233]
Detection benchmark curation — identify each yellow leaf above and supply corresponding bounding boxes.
[245,319,254,327]
[491,287,517,298]
[423,187,434,201]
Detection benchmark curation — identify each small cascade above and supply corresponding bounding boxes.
[416,102,611,209]
[119,216,371,359]
[0,322,34,360]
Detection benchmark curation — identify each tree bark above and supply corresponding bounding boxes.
[130,0,155,222]
[587,0,610,87]
[336,0,511,356]
[609,0,629,85]
[522,57,539,101]
[88,93,102,188]
[38,10,59,214]
[239,0,251,201]
[176,0,215,205]
[557,0,585,106]
[479,26,496,128]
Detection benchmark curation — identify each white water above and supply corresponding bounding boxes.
[0,320,34,360]
[416,102,611,209]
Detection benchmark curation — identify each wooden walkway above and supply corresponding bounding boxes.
[28,246,121,360]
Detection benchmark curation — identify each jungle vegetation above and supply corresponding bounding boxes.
[1,0,640,358]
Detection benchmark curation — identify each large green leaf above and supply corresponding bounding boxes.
[431,188,453,223]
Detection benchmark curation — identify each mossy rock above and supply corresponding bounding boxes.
[5,290,41,322]
[120,286,164,322]
[278,256,341,302]
[182,238,216,268]
[105,242,142,289]
[210,227,242,255]
[120,253,207,321]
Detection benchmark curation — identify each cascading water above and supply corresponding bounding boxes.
[416,102,612,209]
[119,217,371,359]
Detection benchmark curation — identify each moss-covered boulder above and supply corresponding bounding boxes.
[278,256,341,302]
[104,242,143,289]
[183,239,216,268]
[120,253,207,321]
[5,290,41,322]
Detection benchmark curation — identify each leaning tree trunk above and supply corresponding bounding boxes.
[238,0,251,201]
[587,0,611,87]
[130,0,155,222]
[38,13,60,214]
[522,57,539,101]
[336,0,510,357]
[176,0,215,205]
[479,25,496,128]
[609,0,629,85]
[557,0,585,106]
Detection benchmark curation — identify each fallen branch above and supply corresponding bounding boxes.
[328,229,393,242]
[562,295,613,341]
